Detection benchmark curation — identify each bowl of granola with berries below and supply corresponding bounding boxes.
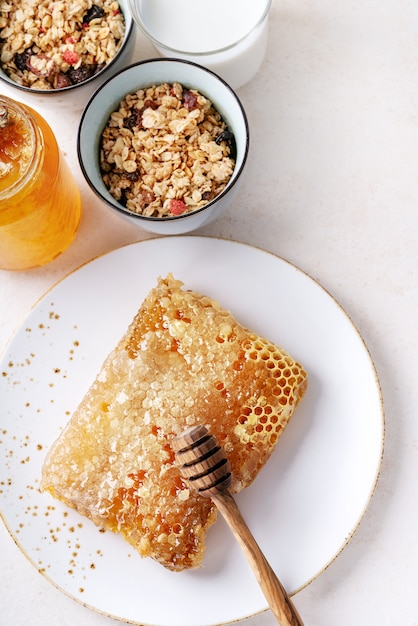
[77,58,249,234]
[0,0,133,92]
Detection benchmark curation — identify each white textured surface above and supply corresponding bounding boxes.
[0,0,417,624]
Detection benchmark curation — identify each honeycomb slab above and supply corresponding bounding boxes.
[41,274,307,571]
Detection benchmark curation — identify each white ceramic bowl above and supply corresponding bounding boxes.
[0,0,134,93]
[77,58,249,235]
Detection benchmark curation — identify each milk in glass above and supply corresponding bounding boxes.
[134,0,271,89]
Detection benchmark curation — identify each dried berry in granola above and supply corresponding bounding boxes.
[182,90,198,111]
[216,130,237,160]
[55,72,72,89]
[83,5,106,24]
[123,111,143,131]
[14,48,32,72]
[68,65,94,85]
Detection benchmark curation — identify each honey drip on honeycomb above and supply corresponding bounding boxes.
[41,275,307,571]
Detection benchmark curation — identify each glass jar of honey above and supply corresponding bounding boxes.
[0,96,81,270]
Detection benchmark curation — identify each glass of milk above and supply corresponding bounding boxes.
[128,0,272,90]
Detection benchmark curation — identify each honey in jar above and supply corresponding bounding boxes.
[0,96,81,270]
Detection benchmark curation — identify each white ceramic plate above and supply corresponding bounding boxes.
[0,237,384,626]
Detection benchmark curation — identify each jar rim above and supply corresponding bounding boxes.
[0,96,39,201]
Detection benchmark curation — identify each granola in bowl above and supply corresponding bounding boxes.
[99,82,236,218]
[0,0,126,90]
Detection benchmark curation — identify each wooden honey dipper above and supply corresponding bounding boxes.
[172,424,304,626]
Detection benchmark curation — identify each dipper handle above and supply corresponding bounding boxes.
[172,425,304,626]
[213,489,304,626]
